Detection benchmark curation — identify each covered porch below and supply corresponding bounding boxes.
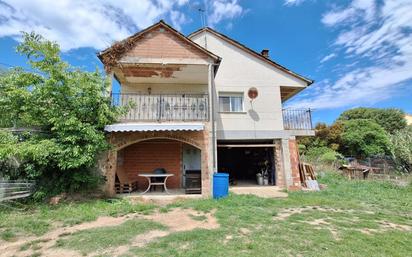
[116,139,201,194]
[103,124,212,197]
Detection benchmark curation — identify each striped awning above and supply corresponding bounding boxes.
[104,123,204,132]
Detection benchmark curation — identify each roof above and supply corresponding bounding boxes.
[188,27,313,85]
[98,20,221,70]
[104,123,204,132]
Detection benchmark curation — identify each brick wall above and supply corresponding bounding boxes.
[129,27,209,60]
[288,139,302,190]
[121,141,182,189]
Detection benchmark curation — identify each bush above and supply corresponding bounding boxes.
[0,33,123,199]
[338,107,407,134]
[390,126,412,172]
[340,119,390,157]
[302,146,343,165]
[298,122,343,152]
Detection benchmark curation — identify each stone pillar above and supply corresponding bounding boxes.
[273,139,285,188]
[201,124,213,197]
[104,149,117,196]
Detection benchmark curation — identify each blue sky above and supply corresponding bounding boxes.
[1,0,411,124]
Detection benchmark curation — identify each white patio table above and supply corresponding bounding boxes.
[138,173,174,194]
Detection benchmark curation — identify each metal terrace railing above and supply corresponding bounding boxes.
[282,108,313,130]
[112,93,209,122]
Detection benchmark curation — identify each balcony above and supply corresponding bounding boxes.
[112,93,209,122]
[282,109,313,130]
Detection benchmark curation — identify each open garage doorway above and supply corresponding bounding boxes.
[217,141,276,186]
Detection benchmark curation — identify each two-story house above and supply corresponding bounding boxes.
[98,21,314,197]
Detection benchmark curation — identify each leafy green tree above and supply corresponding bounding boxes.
[338,107,407,134]
[0,32,123,197]
[340,119,390,157]
[299,122,343,154]
[389,126,412,172]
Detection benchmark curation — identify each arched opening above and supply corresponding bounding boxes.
[115,138,202,195]
[115,136,202,152]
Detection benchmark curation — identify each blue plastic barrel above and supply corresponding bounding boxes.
[213,173,229,199]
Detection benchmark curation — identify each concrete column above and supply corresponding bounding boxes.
[207,63,217,197]
[281,138,293,188]
[208,64,217,173]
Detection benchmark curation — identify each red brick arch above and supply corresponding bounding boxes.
[110,131,205,151]
[115,136,203,151]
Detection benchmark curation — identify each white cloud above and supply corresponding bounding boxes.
[320,53,337,63]
[289,0,412,110]
[0,0,185,51]
[284,0,306,6]
[321,0,376,27]
[170,10,189,30]
[207,0,244,27]
[0,0,244,51]
[321,7,357,27]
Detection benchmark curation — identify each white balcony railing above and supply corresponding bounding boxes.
[282,108,313,130]
[112,93,209,121]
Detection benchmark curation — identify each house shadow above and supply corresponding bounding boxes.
[248,109,260,122]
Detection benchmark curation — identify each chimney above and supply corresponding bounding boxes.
[261,49,269,58]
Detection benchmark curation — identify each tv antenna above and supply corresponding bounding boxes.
[198,7,206,29]
[189,2,207,28]
[189,2,208,48]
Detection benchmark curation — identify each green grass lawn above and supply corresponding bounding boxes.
[1,172,411,257]
[55,219,166,255]
[0,197,156,240]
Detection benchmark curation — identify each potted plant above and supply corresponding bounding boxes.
[263,174,269,185]
[256,172,263,185]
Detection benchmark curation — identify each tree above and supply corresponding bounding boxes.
[338,107,407,134]
[0,32,123,198]
[389,126,412,173]
[298,122,343,154]
[340,119,390,157]
[302,146,343,165]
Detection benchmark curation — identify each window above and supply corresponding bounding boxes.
[219,93,244,112]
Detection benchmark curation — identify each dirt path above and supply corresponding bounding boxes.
[230,186,288,198]
[273,206,412,241]
[273,206,358,221]
[0,214,141,257]
[0,208,219,257]
[100,209,219,257]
